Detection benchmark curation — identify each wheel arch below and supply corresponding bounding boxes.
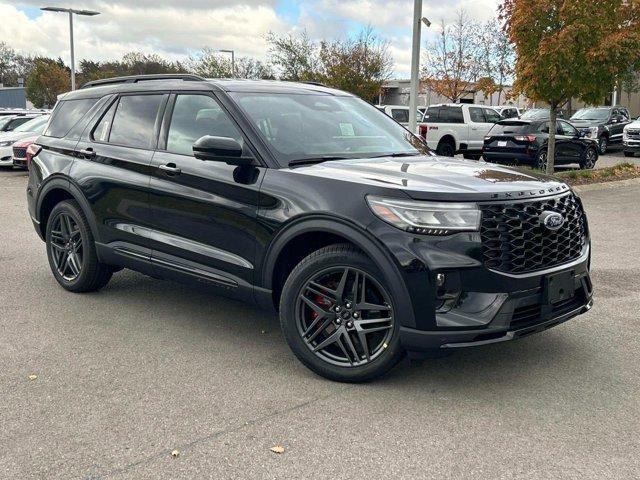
[260,215,417,328]
[438,134,457,150]
[36,177,101,244]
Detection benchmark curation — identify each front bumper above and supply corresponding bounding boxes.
[623,140,640,153]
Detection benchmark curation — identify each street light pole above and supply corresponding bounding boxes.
[41,7,101,90]
[408,0,423,135]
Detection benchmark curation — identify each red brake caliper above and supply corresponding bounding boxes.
[311,294,332,320]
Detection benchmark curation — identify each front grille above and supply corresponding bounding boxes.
[479,193,586,274]
[12,147,26,159]
[627,129,640,139]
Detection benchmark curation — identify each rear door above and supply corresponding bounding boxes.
[146,92,265,291]
[73,92,168,257]
[468,107,490,150]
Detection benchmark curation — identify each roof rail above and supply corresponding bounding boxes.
[81,74,206,89]
[301,81,328,87]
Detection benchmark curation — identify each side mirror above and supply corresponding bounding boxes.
[578,130,587,138]
[193,136,253,166]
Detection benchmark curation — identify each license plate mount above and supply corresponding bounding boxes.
[544,270,575,305]
[497,141,507,147]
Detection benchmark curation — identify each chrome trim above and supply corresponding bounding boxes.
[113,223,253,269]
[489,245,590,279]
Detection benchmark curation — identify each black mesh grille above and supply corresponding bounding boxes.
[479,193,586,274]
[12,147,27,159]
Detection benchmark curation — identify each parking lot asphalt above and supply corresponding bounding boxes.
[1,168,639,480]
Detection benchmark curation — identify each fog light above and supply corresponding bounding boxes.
[436,273,445,287]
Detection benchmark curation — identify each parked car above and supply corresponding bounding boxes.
[0,114,50,167]
[375,105,419,126]
[493,105,522,119]
[483,119,599,170]
[569,106,631,154]
[27,74,593,382]
[623,116,640,157]
[12,136,39,169]
[520,108,566,121]
[418,103,502,158]
[0,113,45,132]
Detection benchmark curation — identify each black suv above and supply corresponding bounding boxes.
[569,106,631,154]
[27,75,593,382]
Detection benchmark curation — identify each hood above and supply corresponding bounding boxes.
[625,120,640,130]
[569,119,603,128]
[0,131,37,144]
[288,156,570,201]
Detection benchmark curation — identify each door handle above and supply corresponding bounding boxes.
[78,148,95,159]
[159,163,181,175]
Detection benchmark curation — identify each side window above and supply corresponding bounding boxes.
[538,122,550,134]
[108,95,164,149]
[469,107,485,123]
[391,109,410,123]
[44,98,98,138]
[440,107,463,123]
[484,108,502,123]
[559,121,578,136]
[92,100,117,142]
[166,94,244,157]
[424,107,440,122]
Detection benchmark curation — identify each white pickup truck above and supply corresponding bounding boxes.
[417,104,502,158]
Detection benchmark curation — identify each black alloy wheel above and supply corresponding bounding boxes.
[295,266,394,367]
[598,136,608,154]
[49,212,84,281]
[535,149,548,171]
[580,147,598,170]
[280,244,404,382]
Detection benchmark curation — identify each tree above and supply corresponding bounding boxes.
[266,30,321,81]
[187,48,274,79]
[621,66,640,109]
[0,42,34,87]
[501,0,640,173]
[78,52,183,85]
[25,58,69,108]
[423,10,481,102]
[317,28,393,102]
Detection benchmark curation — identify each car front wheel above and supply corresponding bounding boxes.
[580,147,598,170]
[46,200,113,292]
[598,136,608,154]
[279,244,404,382]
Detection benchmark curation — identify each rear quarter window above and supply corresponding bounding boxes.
[44,98,98,138]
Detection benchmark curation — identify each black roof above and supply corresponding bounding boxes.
[62,74,351,101]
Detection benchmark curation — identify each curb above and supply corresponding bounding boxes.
[571,177,640,193]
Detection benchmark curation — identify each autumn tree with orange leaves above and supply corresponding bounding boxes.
[501,0,640,173]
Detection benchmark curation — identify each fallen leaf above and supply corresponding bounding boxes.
[28,374,38,381]
[270,446,285,454]
[171,450,180,458]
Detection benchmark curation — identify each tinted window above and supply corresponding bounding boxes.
[439,106,463,123]
[558,121,577,136]
[391,109,410,123]
[7,117,33,130]
[538,122,550,133]
[424,107,439,122]
[92,100,117,143]
[484,108,501,123]
[109,95,163,148]
[13,115,50,134]
[469,107,485,123]
[45,98,97,138]
[488,122,530,135]
[167,94,243,156]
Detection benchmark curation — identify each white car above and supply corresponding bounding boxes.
[0,115,50,167]
[375,105,421,127]
[623,116,640,157]
[417,103,502,158]
[493,105,522,119]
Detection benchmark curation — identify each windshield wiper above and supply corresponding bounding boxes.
[369,152,422,159]
[287,156,351,167]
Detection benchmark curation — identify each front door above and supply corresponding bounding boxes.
[555,121,582,163]
[147,92,265,292]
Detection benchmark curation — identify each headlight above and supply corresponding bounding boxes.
[0,141,13,147]
[588,127,599,138]
[367,195,480,234]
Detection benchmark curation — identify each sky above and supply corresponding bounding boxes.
[0,0,500,78]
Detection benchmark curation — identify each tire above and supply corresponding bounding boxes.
[624,151,635,158]
[580,147,598,170]
[279,244,405,382]
[598,135,608,155]
[535,149,548,171]
[436,140,455,157]
[45,200,113,293]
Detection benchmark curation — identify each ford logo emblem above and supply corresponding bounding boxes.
[540,211,565,231]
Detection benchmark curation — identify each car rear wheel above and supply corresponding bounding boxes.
[436,140,455,157]
[598,135,608,154]
[535,149,548,170]
[279,244,404,382]
[580,147,598,170]
[46,200,113,292]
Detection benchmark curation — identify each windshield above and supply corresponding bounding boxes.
[0,116,13,129]
[571,108,610,121]
[13,115,49,133]
[230,92,429,167]
[521,109,548,120]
